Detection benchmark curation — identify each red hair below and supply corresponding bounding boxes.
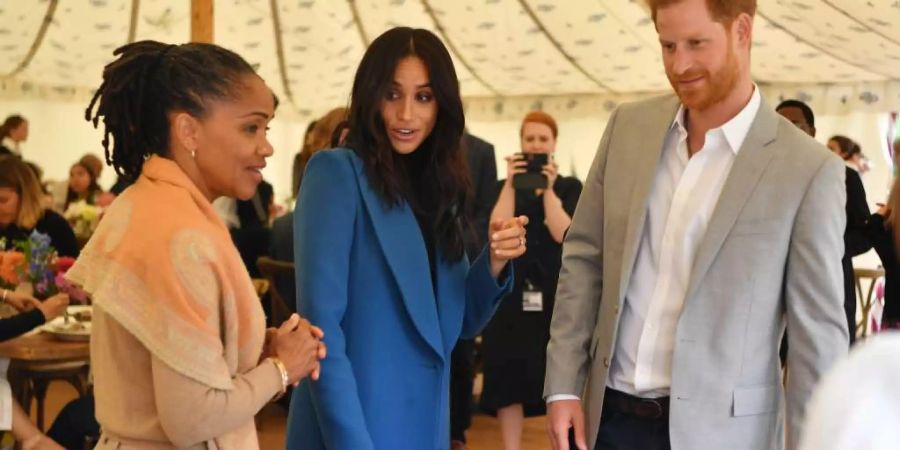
[520,111,558,139]
[646,0,756,25]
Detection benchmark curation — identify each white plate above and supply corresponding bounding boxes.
[46,322,91,341]
[44,306,92,341]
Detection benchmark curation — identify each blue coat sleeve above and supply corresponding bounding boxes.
[293,151,375,450]
[460,247,514,339]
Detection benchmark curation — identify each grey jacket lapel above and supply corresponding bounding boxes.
[684,100,780,301]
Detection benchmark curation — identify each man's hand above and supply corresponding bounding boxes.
[547,399,587,450]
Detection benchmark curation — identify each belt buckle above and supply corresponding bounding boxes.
[638,398,664,419]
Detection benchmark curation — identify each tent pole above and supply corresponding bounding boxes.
[191,0,213,43]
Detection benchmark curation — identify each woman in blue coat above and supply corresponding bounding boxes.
[285,27,528,450]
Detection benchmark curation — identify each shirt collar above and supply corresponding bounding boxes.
[1,137,19,154]
[670,84,762,155]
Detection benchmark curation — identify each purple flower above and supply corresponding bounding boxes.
[29,231,51,252]
[55,274,87,303]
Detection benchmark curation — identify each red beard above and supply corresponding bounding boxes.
[668,45,740,111]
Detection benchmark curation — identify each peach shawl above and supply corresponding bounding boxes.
[66,156,265,448]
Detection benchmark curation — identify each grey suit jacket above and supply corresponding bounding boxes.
[545,94,848,450]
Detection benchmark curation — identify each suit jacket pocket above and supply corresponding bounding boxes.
[732,384,778,417]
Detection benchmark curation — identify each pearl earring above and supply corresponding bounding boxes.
[190,149,196,159]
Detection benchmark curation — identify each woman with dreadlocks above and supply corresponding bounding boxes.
[66,40,326,449]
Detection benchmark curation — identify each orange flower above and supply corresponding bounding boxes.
[0,251,25,285]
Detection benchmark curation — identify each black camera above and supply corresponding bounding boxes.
[512,153,549,190]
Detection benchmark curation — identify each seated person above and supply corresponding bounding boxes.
[0,156,79,257]
[63,161,103,212]
[0,288,69,449]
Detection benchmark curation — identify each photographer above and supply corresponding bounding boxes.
[481,111,582,450]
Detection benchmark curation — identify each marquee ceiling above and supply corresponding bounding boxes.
[1,0,900,120]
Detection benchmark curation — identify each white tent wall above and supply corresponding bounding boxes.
[3,98,110,186]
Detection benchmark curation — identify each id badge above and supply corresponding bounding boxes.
[522,290,543,312]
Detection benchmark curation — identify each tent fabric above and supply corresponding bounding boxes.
[1,1,899,120]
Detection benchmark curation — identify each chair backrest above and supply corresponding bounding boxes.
[256,256,295,326]
[854,267,885,337]
[251,278,270,298]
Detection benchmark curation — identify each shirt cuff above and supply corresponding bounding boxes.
[546,394,580,404]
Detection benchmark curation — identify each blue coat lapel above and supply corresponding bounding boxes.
[435,255,468,355]
[348,155,445,361]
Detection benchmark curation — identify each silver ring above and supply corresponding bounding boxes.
[519,237,525,247]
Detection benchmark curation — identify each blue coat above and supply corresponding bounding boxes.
[285,149,513,450]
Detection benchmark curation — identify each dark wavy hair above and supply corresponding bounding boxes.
[85,40,258,180]
[64,161,103,211]
[345,27,470,262]
[0,115,26,140]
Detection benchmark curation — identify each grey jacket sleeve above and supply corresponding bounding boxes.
[544,108,619,398]
[784,155,849,450]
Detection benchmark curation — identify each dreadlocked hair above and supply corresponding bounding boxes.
[85,40,257,180]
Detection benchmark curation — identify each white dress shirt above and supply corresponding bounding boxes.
[547,87,761,403]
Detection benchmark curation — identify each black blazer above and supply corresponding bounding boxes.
[0,310,45,342]
[0,209,79,258]
[462,133,497,261]
[269,213,296,311]
[231,180,274,277]
[845,167,871,259]
[842,167,871,339]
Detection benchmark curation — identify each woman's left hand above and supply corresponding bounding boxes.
[488,215,529,278]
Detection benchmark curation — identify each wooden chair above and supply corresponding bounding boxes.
[251,278,270,298]
[256,257,295,327]
[11,360,90,431]
[855,267,885,338]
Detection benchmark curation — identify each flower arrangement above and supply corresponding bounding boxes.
[0,232,85,301]
[63,200,103,239]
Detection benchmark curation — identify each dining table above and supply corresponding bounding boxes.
[0,327,90,431]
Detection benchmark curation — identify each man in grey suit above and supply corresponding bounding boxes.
[544,1,848,450]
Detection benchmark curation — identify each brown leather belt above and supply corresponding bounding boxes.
[604,388,670,420]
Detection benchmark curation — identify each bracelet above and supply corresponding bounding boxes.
[268,357,289,400]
